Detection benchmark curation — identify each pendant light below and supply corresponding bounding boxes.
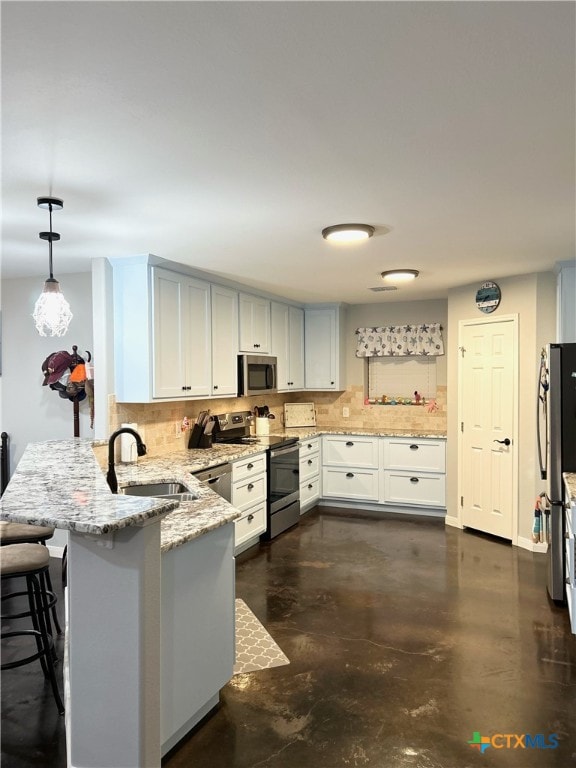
[32,196,73,337]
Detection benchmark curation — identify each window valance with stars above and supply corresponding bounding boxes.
[355,324,444,357]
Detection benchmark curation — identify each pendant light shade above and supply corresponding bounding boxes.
[32,196,73,337]
[322,223,375,242]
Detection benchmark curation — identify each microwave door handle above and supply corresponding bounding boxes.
[267,364,275,389]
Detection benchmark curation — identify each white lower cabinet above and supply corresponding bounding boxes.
[232,453,267,553]
[299,437,321,513]
[321,435,380,502]
[320,434,446,511]
[381,438,446,508]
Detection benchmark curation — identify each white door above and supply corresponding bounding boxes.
[459,317,517,540]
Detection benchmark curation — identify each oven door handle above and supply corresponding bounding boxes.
[270,445,298,458]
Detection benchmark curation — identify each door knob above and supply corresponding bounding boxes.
[494,438,511,446]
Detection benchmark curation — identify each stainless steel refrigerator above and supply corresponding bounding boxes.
[538,343,576,601]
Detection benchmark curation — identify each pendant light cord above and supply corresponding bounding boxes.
[48,202,54,279]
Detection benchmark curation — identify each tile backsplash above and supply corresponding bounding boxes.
[108,385,446,457]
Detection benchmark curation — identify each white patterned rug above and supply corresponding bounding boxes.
[234,599,290,675]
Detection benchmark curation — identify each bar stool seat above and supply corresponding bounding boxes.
[1,543,64,714]
[0,521,55,544]
[0,521,62,635]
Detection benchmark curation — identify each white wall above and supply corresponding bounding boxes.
[1,272,93,550]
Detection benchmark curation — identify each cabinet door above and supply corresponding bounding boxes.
[271,302,290,390]
[288,307,304,389]
[184,278,212,398]
[305,309,337,389]
[239,294,270,353]
[153,268,188,398]
[211,285,239,396]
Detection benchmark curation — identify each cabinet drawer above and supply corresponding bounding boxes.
[384,439,446,473]
[232,453,266,481]
[383,470,445,507]
[322,436,379,468]
[232,474,267,512]
[299,438,320,459]
[299,453,320,482]
[322,467,379,501]
[235,501,267,548]
[300,476,320,507]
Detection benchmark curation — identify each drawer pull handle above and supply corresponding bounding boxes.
[346,441,354,447]
[346,472,354,478]
[247,463,254,470]
[247,483,254,491]
[410,444,419,450]
[248,514,254,522]
[410,477,419,483]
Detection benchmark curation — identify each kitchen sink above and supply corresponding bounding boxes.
[119,482,196,501]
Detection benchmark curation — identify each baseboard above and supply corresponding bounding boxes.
[444,514,462,529]
[317,500,445,518]
[517,536,548,553]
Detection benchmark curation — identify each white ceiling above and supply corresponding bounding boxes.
[2,1,574,304]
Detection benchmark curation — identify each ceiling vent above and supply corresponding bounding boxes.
[369,285,398,292]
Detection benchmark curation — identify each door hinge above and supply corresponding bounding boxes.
[459,346,466,357]
[461,421,464,433]
[460,496,464,507]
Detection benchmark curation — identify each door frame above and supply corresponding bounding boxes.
[457,314,519,544]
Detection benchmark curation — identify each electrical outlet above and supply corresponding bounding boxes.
[342,407,350,418]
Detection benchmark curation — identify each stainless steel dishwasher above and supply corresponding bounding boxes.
[191,463,232,502]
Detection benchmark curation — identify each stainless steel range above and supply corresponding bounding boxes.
[214,411,300,539]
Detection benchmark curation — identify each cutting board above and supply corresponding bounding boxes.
[284,402,316,428]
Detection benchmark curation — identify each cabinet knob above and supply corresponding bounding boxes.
[248,514,254,522]
[308,459,313,465]
[307,443,312,449]
[346,472,354,478]
[247,483,254,491]
[186,386,191,390]
[213,385,218,390]
[346,441,354,447]
[308,483,313,489]
[331,381,334,385]
[410,477,420,483]
[410,444,419,450]
[247,463,254,470]
[181,386,187,390]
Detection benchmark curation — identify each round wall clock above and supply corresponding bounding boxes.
[475,280,501,314]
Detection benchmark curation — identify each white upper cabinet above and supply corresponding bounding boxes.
[239,293,271,353]
[271,303,304,391]
[112,257,238,402]
[153,268,211,399]
[211,285,239,397]
[304,305,346,391]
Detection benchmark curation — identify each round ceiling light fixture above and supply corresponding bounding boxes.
[322,223,375,242]
[380,269,420,283]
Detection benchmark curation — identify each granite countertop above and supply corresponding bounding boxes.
[0,439,265,551]
[283,427,447,440]
[564,473,576,503]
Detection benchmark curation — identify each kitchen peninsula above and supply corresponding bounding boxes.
[0,438,263,768]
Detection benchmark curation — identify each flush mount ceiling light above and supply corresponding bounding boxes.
[380,269,420,283]
[322,223,375,242]
[32,196,73,337]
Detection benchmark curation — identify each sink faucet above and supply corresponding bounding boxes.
[107,428,147,494]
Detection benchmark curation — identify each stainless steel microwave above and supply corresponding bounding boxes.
[238,355,277,397]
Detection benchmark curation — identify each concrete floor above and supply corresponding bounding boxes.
[2,506,575,767]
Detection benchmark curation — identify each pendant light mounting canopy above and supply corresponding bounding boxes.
[322,223,375,242]
[37,196,63,211]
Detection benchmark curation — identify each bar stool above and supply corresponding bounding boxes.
[1,543,65,714]
[0,521,62,635]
